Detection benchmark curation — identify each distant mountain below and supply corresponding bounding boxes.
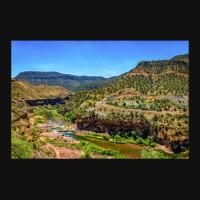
[14,71,104,91]
[72,70,132,92]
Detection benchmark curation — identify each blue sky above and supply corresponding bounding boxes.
[11,40,189,78]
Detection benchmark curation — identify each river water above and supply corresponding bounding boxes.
[46,117,152,158]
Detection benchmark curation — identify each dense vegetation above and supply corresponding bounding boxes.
[33,106,77,123]
[85,131,156,147]
[67,73,188,105]
[11,130,34,159]
[57,74,188,119]
[105,96,189,112]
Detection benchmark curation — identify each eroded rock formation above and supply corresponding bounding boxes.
[75,115,189,153]
[25,97,68,106]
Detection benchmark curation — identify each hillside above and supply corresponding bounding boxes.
[72,70,132,92]
[170,54,189,61]
[132,54,189,74]
[14,71,104,91]
[59,54,189,113]
[11,78,72,103]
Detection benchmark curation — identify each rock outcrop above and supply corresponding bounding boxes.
[76,115,189,153]
[76,116,150,138]
[25,97,69,106]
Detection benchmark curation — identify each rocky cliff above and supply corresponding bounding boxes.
[25,97,68,106]
[75,115,189,153]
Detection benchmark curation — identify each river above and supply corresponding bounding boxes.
[46,117,152,158]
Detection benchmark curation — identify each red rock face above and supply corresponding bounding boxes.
[76,116,150,137]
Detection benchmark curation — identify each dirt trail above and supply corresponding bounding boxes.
[96,101,187,115]
[44,142,81,159]
[39,136,80,159]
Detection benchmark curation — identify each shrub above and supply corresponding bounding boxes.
[79,150,92,159]
[33,127,42,133]
[93,133,100,136]
[152,114,158,122]
[177,122,182,126]
[103,135,110,140]
[149,142,156,147]
[114,134,121,140]
[130,131,137,140]
[64,111,77,123]
[135,137,145,145]
[146,136,154,144]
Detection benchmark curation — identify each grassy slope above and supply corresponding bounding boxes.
[11,78,72,102]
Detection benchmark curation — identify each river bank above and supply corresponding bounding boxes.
[71,122,174,154]
[37,116,181,158]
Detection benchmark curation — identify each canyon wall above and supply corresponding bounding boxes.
[75,115,189,153]
[25,96,69,106]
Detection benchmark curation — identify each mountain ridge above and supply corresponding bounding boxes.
[14,53,189,93]
[14,71,104,91]
[73,70,132,92]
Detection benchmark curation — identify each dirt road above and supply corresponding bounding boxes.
[96,101,188,115]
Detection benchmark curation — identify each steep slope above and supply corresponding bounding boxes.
[14,71,104,91]
[72,70,132,92]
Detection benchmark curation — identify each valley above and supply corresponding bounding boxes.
[11,53,189,159]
